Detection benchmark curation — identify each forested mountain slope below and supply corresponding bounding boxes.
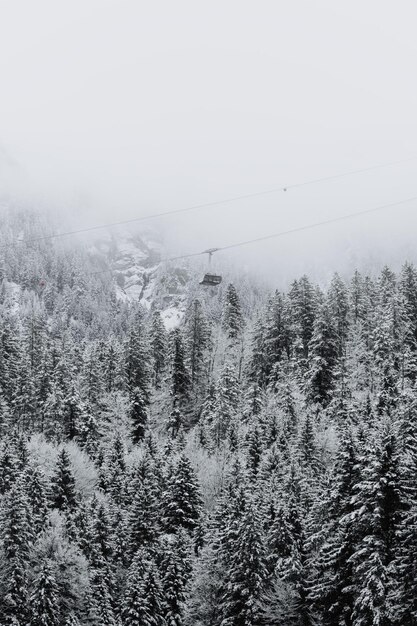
[1,210,417,625]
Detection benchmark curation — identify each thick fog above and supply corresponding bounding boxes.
[1,0,417,285]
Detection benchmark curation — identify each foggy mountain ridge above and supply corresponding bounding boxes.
[2,205,417,306]
[72,217,417,299]
[0,207,263,329]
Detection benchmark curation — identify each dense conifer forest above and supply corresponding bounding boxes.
[1,211,417,625]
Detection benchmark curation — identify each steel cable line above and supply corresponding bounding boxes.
[1,155,416,250]
[217,195,417,253]
[87,195,417,278]
[279,155,417,191]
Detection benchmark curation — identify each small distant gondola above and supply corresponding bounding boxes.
[199,248,222,287]
[199,273,222,286]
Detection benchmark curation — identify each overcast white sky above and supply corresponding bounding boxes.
[1,0,417,283]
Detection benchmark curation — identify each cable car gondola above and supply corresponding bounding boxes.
[199,248,222,287]
[200,273,222,286]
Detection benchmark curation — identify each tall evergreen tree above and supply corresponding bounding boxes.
[163,455,202,533]
[160,533,191,626]
[170,328,191,406]
[128,475,158,556]
[400,262,417,345]
[289,275,316,361]
[31,562,60,626]
[1,479,33,561]
[2,559,29,626]
[264,291,293,372]
[329,272,349,356]
[222,284,244,341]
[307,301,339,406]
[88,563,117,626]
[130,386,149,444]
[150,310,168,389]
[126,316,152,403]
[311,427,360,625]
[211,365,240,447]
[185,300,211,390]
[219,500,268,626]
[122,551,166,626]
[0,439,19,494]
[51,448,77,512]
[247,315,269,388]
[25,465,48,535]
[350,423,404,625]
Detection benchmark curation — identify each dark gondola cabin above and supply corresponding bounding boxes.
[199,273,222,286]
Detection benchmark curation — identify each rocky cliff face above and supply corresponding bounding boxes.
[90,227,195,328]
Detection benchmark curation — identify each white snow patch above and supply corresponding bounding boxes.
[161,306,183,330]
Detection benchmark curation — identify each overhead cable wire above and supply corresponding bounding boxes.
[279,155,417,191]
[2,155,417,250]
[216,195,417,253]
[87,195,417,278]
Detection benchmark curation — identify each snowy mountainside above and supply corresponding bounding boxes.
[0,208,265,330]
[90,228,199,328]
[91,229,162,303]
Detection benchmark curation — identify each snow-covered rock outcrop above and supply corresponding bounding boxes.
[90,228,194,328]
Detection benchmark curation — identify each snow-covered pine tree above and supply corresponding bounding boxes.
[289,275,317,362]
[2,559,29,625]
[122,550,166,626]
[185,299,211,391]
[51,448,77,512]
[25,465,48,535]
[150,310,168,389]
[210,364,240,447]
[31,562,60,626]
[219,499,268,626]
[222,283,244,342]
[170,328,191,407]
[263,291,293,375]
[328,273,349,355]
[126,315,152,403]
[163,454,202,533]
[0,438,19,494]
[311,426,360,624]
[306,300,339,407]
[128,474,158,556]
[130,386,149,444]
[160,532,191,626]
[349,421,404,625]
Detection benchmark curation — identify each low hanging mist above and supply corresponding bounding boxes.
[1,1,417,286]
